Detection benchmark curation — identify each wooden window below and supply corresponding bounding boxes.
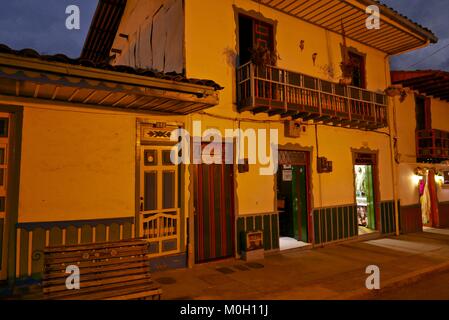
[162,171,175,209]
[143,171,157,211]
[415,96,432,131]
[348,51,366,88]
[238,14,274,65]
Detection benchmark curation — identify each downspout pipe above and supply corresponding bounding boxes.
[384,53,400,236]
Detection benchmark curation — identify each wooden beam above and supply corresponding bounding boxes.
[399,75,442,87]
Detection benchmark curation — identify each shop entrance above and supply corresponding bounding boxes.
[355,165,376,235]
[419,169,439,228]
[277,150,310,250]
[354,165,376,234]
[354,152,379,235]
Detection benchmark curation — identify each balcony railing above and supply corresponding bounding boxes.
[237,62,388,130]
[416,129,449,162]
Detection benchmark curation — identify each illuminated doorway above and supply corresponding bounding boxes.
[354,164,377,234]
[277,150,311,250]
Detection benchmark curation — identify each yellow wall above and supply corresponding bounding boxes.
[18,103,186,223]
[17,0,398,222]
[185,0,394,215]
[433,95,449,202]
[184,0,389,110]
[432,98,449,132]
[394,94,417,163]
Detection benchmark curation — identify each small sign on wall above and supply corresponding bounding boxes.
[282,170,293,181]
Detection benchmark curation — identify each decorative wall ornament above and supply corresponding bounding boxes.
[141,123,178,142]
[312,53,318,66]
[299,40,305,51]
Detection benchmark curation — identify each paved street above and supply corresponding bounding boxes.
[371,270,449,300]
[152,229,449,300]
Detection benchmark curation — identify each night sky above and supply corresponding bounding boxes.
[0,0,447,71]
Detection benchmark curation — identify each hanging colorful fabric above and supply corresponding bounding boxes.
[421,173,431,225]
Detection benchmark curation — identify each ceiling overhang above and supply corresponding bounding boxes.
[0,53,220,114]
[392,71,449,102]
[253,0,437,55]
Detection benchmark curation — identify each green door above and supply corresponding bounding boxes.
[292,166,308,242]
[355,164,376,231]
[278,165,309,242]
[365,165,376,230]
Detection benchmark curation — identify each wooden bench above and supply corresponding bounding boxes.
[42,239,162,300]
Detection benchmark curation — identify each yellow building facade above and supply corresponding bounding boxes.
[392,71,449,233]
[0,0,438,282]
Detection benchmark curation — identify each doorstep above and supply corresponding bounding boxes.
[357,231,382,241]
[278,243,314,254]
[313,231,383,249]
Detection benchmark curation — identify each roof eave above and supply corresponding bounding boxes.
[0,53,221,114]
[357,0,438,44]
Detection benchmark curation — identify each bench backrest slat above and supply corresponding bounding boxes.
[42,239,156,298]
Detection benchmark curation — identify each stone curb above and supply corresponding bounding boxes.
[338,260,449,300]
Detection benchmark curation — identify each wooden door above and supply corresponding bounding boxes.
[194,158,235,263]
[278,150,311,243]
[0,113,10,279]
[139,146,180,257]
[293,165,309,242]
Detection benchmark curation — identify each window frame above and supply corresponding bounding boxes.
[348,50,367,89]
[236,10,277,66]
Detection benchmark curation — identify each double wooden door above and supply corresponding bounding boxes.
[0,113,10,279]
[193,160,235,263]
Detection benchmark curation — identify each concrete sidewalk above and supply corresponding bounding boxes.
[153,229,449,300]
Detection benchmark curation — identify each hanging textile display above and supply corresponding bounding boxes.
[420,173,431,225]
[428,170,440,227]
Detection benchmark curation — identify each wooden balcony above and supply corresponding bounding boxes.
[416,129,449,163]
[237,62,388,130]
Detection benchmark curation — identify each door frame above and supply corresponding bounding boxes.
[352,149,381,233]
[0,105,23,283]
[276,148,313,243]
[135,119,186,253]
[139,145,180,257]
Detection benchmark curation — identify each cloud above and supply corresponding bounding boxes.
[0,0,446,71]
[382,0,449,71]
[0,0,98,58]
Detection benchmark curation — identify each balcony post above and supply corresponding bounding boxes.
[347,87,352,122]
[249,63,255,107]
[372,93,377,125]
[317,79,322,116]
[283,69,288,113]
[431,130,437,158]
